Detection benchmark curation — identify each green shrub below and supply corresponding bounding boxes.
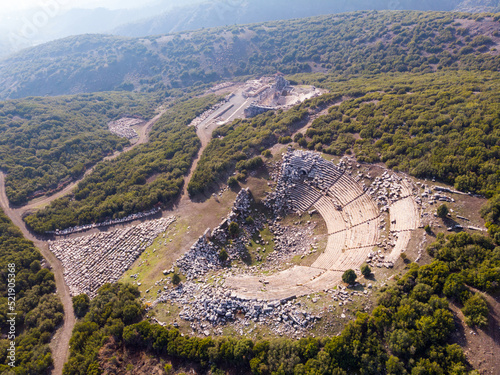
[361,264,372,278]
[172,273,181,285]
[342,269,357,285]
[72,294,90,318]
[462,294,489,327]
[437,204,449,219]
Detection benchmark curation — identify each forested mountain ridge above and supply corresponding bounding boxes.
[0,92,159,205]
[111,0,466,37]
[0,11,499,100]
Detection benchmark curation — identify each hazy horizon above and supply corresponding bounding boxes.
[1,0,163,12]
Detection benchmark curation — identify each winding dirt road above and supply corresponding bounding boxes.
[0,172,74,375]
[22,109,167,213]
[0,108,167,375]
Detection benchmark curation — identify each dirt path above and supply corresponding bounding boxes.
[22,109,167,212]
[449,290,500,374]
[181,115,223,200]
[0,108,168,375]
[0,172,75,375]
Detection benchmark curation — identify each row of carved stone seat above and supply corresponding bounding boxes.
[329,174,364,206]
[389,197,420,232]
[342,193,380,227]
[313,196,347,234]
[288,183,323,211]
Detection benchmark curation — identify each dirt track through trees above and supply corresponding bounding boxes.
[0,108,167,375]
[0,172,74,375]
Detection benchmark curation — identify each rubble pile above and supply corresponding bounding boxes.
[157,282,320,333]
[176,188,257,279]
[266,222,317,266]
[50,216,175,298]
[367,171,415,209]
[108,117,143,139]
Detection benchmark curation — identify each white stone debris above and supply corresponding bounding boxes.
[50,216,175,298]
[48,207,161,236]
[108,117,144,139]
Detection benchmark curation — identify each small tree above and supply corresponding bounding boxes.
[437,204,449,219]
[228,222,239,237]
[342,269,357,285]
[219,248,229,262]
[72,294,90,318]
[462,294,489,327]
[361,264,372,278]
[261,149,272,158]
[424,224,432,234]
[172,273,181,285]
[227,176,238,188]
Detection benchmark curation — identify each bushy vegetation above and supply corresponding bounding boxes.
[0,92,158,205]
[63,283,142,375]
[342,269,357,285]
[293,70,500,197]
[1,11,499,99]
[0,209,63,373]
[428,231,499,328]
[427,231,500,295]
[188,94,338,195]
[25,96,220,233]
[63,255,485,375]
[72,294,90,319]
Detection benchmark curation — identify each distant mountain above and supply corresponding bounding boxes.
[0,2,194,59]
[112,0,463,37]
[0,10,499,100]
[455,0,500,12]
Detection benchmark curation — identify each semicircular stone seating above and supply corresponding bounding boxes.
[226,150,420,301]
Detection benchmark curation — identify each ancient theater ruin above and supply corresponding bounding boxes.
[225,150,421,300]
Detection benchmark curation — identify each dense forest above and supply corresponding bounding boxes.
[0,11,499,99]
[0,209,63,373]
[289,70,500,196]
[62,230,498,374]
[113,0,476,37]
[24,95,220,234]
[0,91,159,205]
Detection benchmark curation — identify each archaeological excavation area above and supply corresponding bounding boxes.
[225,150,421,300]
[49,149,425,335]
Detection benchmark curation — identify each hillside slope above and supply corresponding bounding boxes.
[112,0,463,37]
[0,11,499,100]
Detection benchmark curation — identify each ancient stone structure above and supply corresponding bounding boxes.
[50,216,175,298]
[108,117,143,139]
[226,150,421,300]
[157,150,422,331]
